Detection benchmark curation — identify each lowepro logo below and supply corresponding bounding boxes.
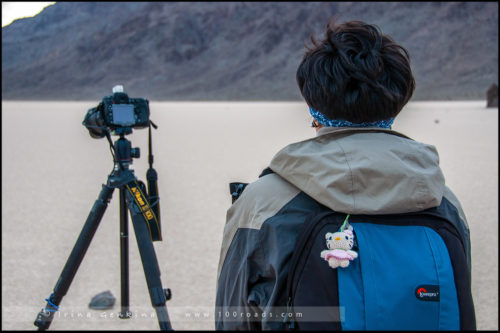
[415,285,440,302]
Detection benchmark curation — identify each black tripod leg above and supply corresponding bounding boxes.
[34,184,114,331]
[125,190,172,331]
[119,188,132,319]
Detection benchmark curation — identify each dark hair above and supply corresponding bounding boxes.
[296,19,415,123]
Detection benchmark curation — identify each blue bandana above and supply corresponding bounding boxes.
[309,106,394,128]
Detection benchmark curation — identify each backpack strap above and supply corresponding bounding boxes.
[259,167,275,177]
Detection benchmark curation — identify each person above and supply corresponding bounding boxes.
[215,18,472,330]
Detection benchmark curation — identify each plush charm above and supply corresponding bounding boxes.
[320,215,358,269]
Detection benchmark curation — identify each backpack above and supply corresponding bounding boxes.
[282,206,476,330]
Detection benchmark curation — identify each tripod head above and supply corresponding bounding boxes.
[113,132,140,170]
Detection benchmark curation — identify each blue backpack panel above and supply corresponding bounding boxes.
[339,223,459,330]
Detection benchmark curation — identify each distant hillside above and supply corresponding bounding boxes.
[2,2,498,101]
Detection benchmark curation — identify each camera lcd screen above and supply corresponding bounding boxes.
[112,104,135,126]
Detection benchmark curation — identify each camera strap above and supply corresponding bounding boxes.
[125,180,162,242]
[146,120,162,241]
[148,121,158,169]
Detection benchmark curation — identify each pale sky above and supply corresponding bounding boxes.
[2,1,56,27]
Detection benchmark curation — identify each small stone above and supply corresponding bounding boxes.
[434,119,440,124]
[89,290,116,310]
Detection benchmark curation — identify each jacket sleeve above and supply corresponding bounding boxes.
[215,174,311,330]
[442,186,472,271]
[215,228,263,330]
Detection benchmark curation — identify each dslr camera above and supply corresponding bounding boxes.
[83,85,150,138]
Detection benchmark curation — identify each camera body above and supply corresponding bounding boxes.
[84,87,150,138]
[101,93,150,129]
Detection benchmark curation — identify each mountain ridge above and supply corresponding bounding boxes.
[2,2,498,101]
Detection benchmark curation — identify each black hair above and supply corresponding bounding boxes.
[296,18,415,123]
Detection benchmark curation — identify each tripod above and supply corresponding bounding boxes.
[34,127,172,330]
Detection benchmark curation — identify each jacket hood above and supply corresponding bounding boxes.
[269,128,445,215]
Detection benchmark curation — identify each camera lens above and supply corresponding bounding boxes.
[83,107,106,138]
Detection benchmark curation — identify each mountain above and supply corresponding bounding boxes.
[2,2,498,101]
